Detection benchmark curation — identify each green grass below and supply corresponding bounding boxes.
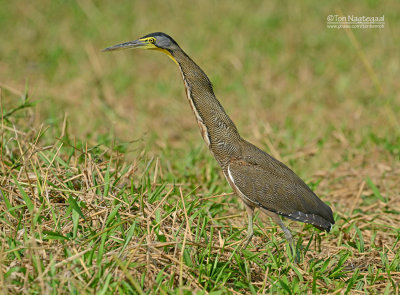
[1,0,400,293]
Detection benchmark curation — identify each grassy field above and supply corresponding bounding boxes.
[1,0,399,293]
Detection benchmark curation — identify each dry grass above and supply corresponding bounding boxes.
[1,88,399,294]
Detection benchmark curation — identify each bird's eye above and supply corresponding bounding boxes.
[149,38,155,44]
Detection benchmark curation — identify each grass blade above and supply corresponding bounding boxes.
[11,174,33,213]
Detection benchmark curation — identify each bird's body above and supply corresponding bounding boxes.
[104,32,334,247]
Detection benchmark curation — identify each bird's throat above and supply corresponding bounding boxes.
[154,48,179,65]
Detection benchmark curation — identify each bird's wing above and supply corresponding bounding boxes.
[227,156,334,231]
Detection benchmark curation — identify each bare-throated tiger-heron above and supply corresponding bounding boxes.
[103,32,335,249]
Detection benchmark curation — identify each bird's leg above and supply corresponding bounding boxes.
[261,209,296,256]
[277,218,297,258]
[242,205,254,249]
[274,216,293,244]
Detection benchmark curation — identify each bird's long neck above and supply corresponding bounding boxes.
[170,49,242,167]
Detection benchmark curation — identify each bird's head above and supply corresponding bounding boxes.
[103,32,179,64]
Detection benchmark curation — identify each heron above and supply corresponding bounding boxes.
[103,32,334,250]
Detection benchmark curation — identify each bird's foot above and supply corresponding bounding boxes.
[286,238,300,263]
[240,233,254,249]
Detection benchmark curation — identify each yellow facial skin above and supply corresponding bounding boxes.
[103,37,178,65]
[137,37,157,49]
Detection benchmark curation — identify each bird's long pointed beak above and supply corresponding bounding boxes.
[102,36,178,65]
[102,39,146,52]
